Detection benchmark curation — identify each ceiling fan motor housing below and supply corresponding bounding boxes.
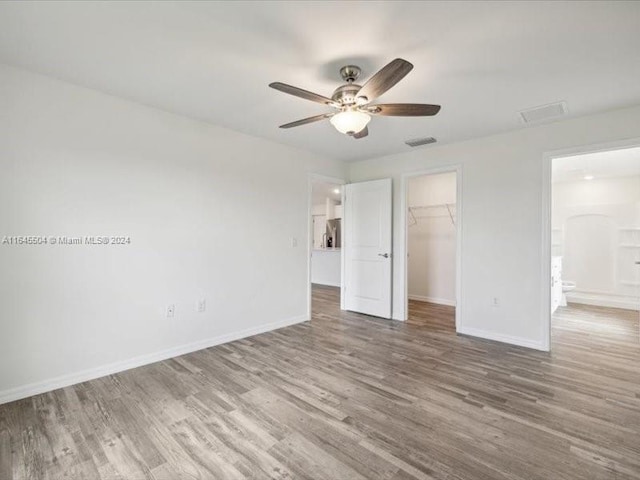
[333,65,363,106]
[332,83,362,106]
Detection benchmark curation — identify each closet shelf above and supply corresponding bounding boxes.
[408,204,456,226]
[618,244,640,248]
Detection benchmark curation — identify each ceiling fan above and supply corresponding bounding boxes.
[269,58,440,139]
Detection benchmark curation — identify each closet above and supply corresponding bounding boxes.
[407,172,457,306]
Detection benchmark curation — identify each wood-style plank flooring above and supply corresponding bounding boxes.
[1,285,639,479]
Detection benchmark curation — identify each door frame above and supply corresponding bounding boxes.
[541,137,640,351]
[400,165,463,328]
[307,173,346,320]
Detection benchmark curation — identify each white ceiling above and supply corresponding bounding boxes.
[1,1,639,162]
[552,146,640,183]
[312,181,341,207]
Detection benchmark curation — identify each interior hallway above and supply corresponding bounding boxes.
[1,286,639,479]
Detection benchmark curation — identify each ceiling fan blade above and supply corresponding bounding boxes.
[368,103,441,116]
[353,126,369,139]
[269,82,334,105]
[356,58,413,103]
[279,113,333,129]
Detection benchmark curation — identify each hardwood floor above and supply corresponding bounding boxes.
[1,286,639,479]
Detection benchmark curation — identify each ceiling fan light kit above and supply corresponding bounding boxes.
[330,110,371,135]
[269,58,440,139]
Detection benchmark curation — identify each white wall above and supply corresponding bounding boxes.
[552,175,640,309]
[0,64,346,403]
[349,104,640,350]
[407,172,456,305]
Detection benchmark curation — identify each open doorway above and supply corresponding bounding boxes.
[405,170,459,329]
[309,177,344,317]
[549,145,640,346]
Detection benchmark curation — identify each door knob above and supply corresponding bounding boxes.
[378,253,390,258]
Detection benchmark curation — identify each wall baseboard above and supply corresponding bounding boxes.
[408,294,456,307]
[457,325,548,352]
[312,281,341,288]
[567,292,640,311]
[0,314,308,405]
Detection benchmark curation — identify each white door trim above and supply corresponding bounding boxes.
[308,173,346,319]
[399,164,463,329]
[541,136,640,352]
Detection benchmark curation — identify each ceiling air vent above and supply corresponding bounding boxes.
[519,101,568,124]
[405,137,437,147]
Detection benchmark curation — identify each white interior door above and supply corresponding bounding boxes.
[344,178,392,318]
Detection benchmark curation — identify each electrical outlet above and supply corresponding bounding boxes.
[167,304,175,317]
[291,237,298,248]
[197,299,206,313]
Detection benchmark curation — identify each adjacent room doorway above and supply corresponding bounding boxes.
[545,143,640,349]
[310,176,394,321]
[309,175,345,318]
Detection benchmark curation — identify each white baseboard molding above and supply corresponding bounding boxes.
[408,294,456,307]
[0,314,308,406]
[457,325,548,352]
[567,292,639,311]
[312,280,341,288]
